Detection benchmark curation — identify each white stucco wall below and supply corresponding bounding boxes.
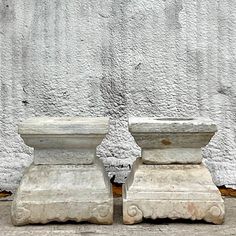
[0,0,236,192]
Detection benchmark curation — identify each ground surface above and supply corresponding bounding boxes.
[1,0,236,192]
[0,197,235,236]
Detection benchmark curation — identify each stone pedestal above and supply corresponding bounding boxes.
[11,117,113,225]
[123,117,225,224]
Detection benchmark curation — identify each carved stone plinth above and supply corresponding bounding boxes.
[11,117,113,225]
[123,117,225,224]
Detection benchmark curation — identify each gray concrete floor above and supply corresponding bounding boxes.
[0,197,235,236]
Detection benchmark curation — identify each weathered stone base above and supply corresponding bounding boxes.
[123,159,225,225]
[123,200,224,225]
[11,160,113,225]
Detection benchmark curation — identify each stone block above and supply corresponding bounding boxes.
[129,117,217,164]
[11,117,113,225]
[18,117,109,165]
[123,117,225,224]
[142,148,201,164]
[33,149,95,165]
[123,159,224,224]
[11,160,113,225]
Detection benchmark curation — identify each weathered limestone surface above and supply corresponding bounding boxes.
[130,117,217,164]
[142,148,202,164]
[123,117,225,224]
[2,198,236,236]
[123,160,224,224]
[19,117,109,165]
[11,117,113,225]
[11,161,113,225]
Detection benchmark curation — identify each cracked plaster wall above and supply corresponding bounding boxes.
[0,0,236,192]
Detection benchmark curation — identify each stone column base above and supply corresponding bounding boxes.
[11,160,113,225]
[123,159,225,225]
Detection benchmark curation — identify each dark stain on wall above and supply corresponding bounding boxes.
[164,0,183,30]
[0,0,15,23]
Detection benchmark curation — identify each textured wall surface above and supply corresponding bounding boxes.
[0,0,236,192]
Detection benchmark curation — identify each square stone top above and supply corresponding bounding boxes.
[129,117,217,133]
[18,117,109,135]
